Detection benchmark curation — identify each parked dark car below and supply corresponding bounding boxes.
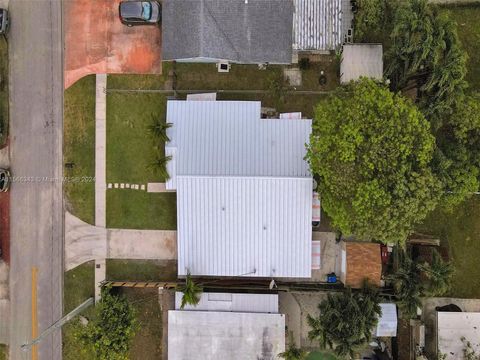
[0,9,9,35]
[119,1,161,26]
[0,168,10,192]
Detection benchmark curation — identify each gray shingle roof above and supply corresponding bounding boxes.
[163,0,294,64]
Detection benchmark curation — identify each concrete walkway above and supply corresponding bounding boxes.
[65,212,177,271]
[0,299,9,343]
[95,74,107,228]
[0,261,8,344]
[108,228,177,259]
[65,212,107,271]
[147,182,175,193]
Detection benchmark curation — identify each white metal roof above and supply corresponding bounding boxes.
[167,100,313,278]
[166,100,311,188]
[177,176,312,278]
[175,292,278,313]
[168,310,285,360]
[293,0,343,51]
[340,44,384,83]
[437,312,480,359]
[375,303,397,337]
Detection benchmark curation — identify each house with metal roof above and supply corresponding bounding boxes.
[166,100,313,278]
[162,0,293,64]
[168,292,285,360]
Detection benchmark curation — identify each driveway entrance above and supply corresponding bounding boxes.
[64,0,162,88]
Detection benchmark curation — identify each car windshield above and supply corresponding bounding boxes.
[141,2,152,20]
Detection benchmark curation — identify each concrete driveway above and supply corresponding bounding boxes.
[64,0,162,88]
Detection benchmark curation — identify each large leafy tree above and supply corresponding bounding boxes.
[306,78,440,243]
[433,95,480,207]
[77,286,136,360]
[307,283,382,358]
[386,0,467,127]
[354,0,388,41]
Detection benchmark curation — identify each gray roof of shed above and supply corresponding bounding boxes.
[340,44,383,83]
[162,0,294,63]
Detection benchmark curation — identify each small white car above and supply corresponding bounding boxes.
[312,192,321,227]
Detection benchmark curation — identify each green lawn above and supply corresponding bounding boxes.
[106,259,177,281]
[0,38,8,147]
[63,262,167,360]
[64,75,96,225]
[106,191,176,230]
[415,4,480,299]
[63,262,96,360]
[306,351,340,360]
[121,288,163,360]
[106,92,170,184]
[440,4,480,90]
[0,344,6,360]
[417,197,480,298]
[106,92,177,229]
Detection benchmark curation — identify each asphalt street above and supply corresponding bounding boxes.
[8,0,64,359]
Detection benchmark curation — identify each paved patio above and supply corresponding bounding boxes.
[64,0,162,88]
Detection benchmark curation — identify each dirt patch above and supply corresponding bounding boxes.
[0,191,9,263]
[64,0,162,88]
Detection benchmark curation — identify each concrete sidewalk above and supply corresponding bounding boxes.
[0,299,9,343]
[95,74,107,228]
[108,228,177,259]
[65,212,177,271]
[0,261,8,344]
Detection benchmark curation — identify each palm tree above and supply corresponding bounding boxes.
[388,250,423,318]
[418,249,454,296]
[147,115,172,143]
[307,285,381,358]
[278,333,308,360]
[148,154,172,181]
[177,271,202,309]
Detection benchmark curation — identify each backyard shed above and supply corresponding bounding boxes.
[162,0,293,64]
[437,312,480,359]
[375,303,398,337]
[340,44,383,83]
[166,100,313,278]
[339,241,382,288]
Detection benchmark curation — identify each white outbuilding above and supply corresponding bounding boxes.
[340,43,383,84]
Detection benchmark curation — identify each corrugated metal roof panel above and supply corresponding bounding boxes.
[177,176,312,278]
[175,292,278,313]
[166,100,311,179]
[293,0,343,51]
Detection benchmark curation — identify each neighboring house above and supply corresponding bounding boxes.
[339,241,382,288]
[340,44,384,83]
[437,312,480,360]
[293,0,352,54]
[165,100,313,278]
[168,292,285,360]
[162,0,293,64]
